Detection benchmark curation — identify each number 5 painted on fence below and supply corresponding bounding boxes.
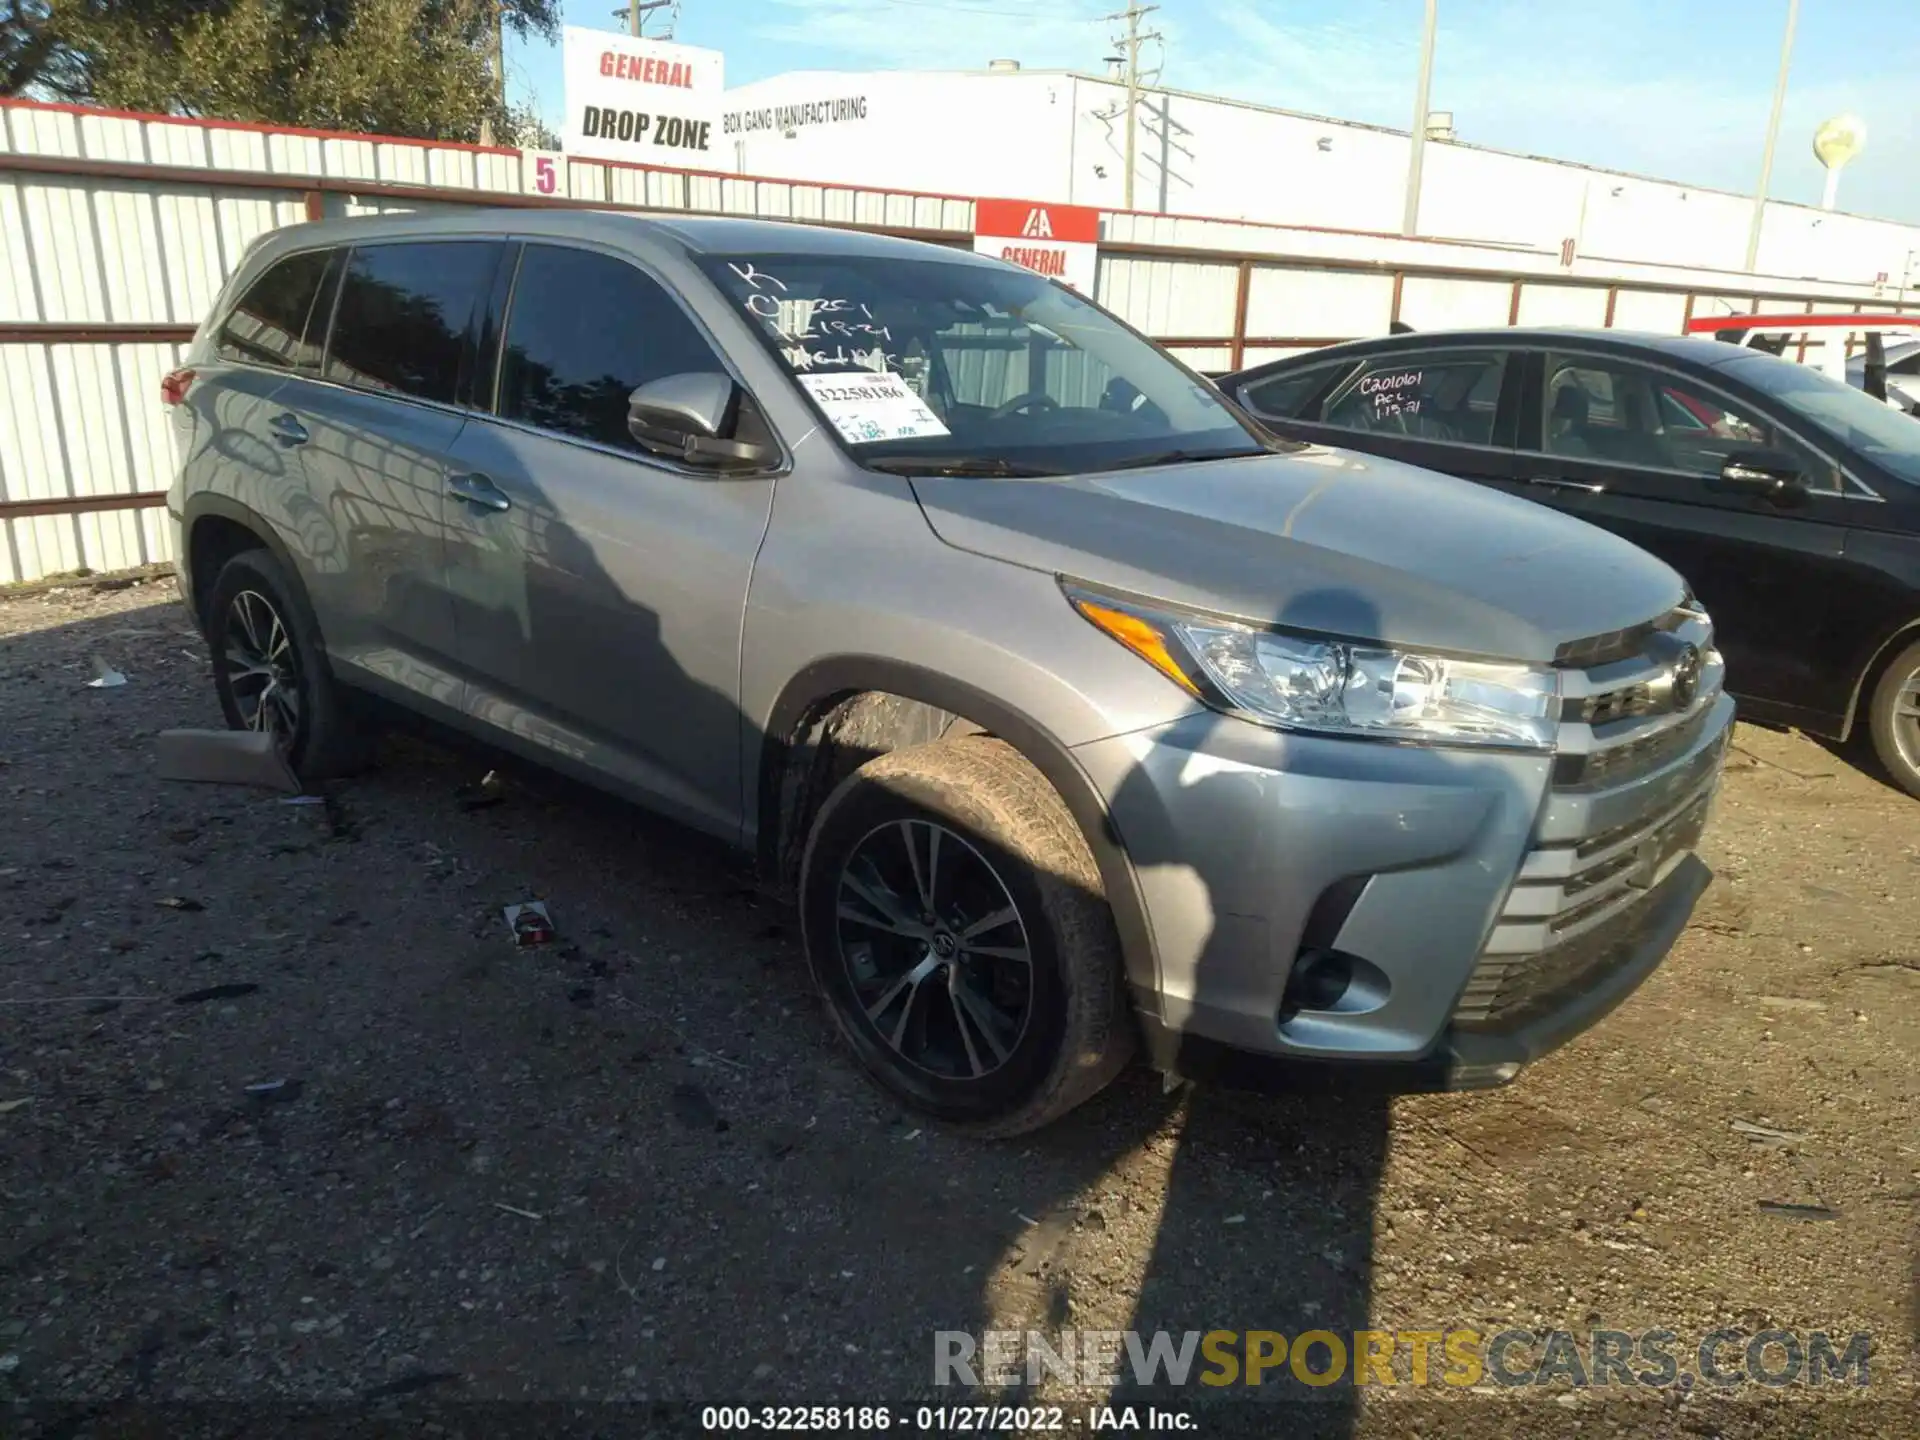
[523,151,566,198]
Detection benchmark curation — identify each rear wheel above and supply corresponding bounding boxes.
[205,548,370,780]
[1867,638,1920,800]
[798,738,1133,1137]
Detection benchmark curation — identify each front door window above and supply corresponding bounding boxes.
[1541,355,1839,491]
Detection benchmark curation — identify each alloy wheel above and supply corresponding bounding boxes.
[833,819,1034,1081]
[1894,664,1920,775]
[220,588,301,741]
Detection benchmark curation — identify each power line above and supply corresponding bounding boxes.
[613,0,675,38]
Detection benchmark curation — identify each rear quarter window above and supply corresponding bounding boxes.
[1236,362,1346,420]
[217,249,338,372]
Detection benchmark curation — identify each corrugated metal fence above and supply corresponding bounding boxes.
[2,95,1914,585]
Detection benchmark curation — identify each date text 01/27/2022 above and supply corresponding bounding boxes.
[697,1404,1197,1432]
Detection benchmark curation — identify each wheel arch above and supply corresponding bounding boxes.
[1841,614,1920,739]
[756,658,1160,1006]
[182,494,330,657]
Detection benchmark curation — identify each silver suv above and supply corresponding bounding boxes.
[166,212,1733,1135]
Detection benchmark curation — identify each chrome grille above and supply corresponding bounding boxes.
[1453,607,1729,1030]
[1551,605,1690,669]
[1550,605,1722,792]
[1555,706,1713,789]
[1575,682,1654,726]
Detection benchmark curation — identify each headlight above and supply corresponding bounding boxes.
[1067,585,1560,751]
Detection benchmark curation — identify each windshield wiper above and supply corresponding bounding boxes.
[1097,446,1275,472]
[863,455,1064,477]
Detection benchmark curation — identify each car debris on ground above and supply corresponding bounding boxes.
[503,900,556,947]
[174,983,260,1005]
[156,728,301,793]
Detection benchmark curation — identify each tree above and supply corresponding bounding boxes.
[1,1,61,95]
[502,101,559,151]
[3,0,558,144]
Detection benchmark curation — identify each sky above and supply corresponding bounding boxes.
[506,0,1920,224]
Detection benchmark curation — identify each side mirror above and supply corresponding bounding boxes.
[1713,448,1809,508]
[627,373,777,471]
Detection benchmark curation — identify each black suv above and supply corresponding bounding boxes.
[1223,329,1920,797]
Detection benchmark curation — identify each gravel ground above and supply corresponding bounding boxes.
[1,578,1915,1439]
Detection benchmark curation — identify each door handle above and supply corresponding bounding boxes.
[1524,476,1606,494]
[267,412,308,448]
[446,471,512,512]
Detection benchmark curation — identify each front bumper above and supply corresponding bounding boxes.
[1133,853,1710,1094]
[1071,685,1734,1088]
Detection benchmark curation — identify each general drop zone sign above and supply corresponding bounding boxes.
[973,199,1100,295]
[562,28,723,162]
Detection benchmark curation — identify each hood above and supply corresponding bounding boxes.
[910,445,1686,664]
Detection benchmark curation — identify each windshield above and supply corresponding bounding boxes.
[1720,351,1920,484]
[698,251,1268,474]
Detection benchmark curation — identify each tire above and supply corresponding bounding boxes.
[205,547,371,781]
[799,737,1135,1137]
[1866,637,1920,800]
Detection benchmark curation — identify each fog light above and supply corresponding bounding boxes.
[1279,948,1354,1020]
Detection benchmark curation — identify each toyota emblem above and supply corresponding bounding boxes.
[1670,644,1702,711]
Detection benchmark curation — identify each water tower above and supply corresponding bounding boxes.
[1812,114,1866,212]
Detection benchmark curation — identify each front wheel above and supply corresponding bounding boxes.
[798,738,1134,1137]
[1867,637,1920,800]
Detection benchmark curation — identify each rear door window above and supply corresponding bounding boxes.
[217,249,338,372]
[495,244,727,451]
[1321,351,1508,444]
[324,241,502,404]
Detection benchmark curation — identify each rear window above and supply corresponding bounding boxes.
[217,249,337,372]
[324,241,501,404]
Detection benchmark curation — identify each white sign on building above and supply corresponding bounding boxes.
[561,27,725,165]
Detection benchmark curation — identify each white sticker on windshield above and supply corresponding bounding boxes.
[799,371,950,444]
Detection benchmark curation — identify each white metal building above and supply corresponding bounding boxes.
[719,65,1920,293]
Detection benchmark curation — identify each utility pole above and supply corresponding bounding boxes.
[1745,0,1799,272]
[478,0,504,146]
[492,0,506,113]
[616,0,673,37]
[1401,0,1437,237]
[1105,3,1159,210]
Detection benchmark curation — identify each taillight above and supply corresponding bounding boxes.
[160,368,196,406]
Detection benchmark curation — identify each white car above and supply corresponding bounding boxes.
[1687,312,1920,414]
[1847,335,1920,414]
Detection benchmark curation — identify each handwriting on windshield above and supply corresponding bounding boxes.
[742,292,894,343]
[781,344,894,373]
[729,265,897,369]
[728,262,787,293]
